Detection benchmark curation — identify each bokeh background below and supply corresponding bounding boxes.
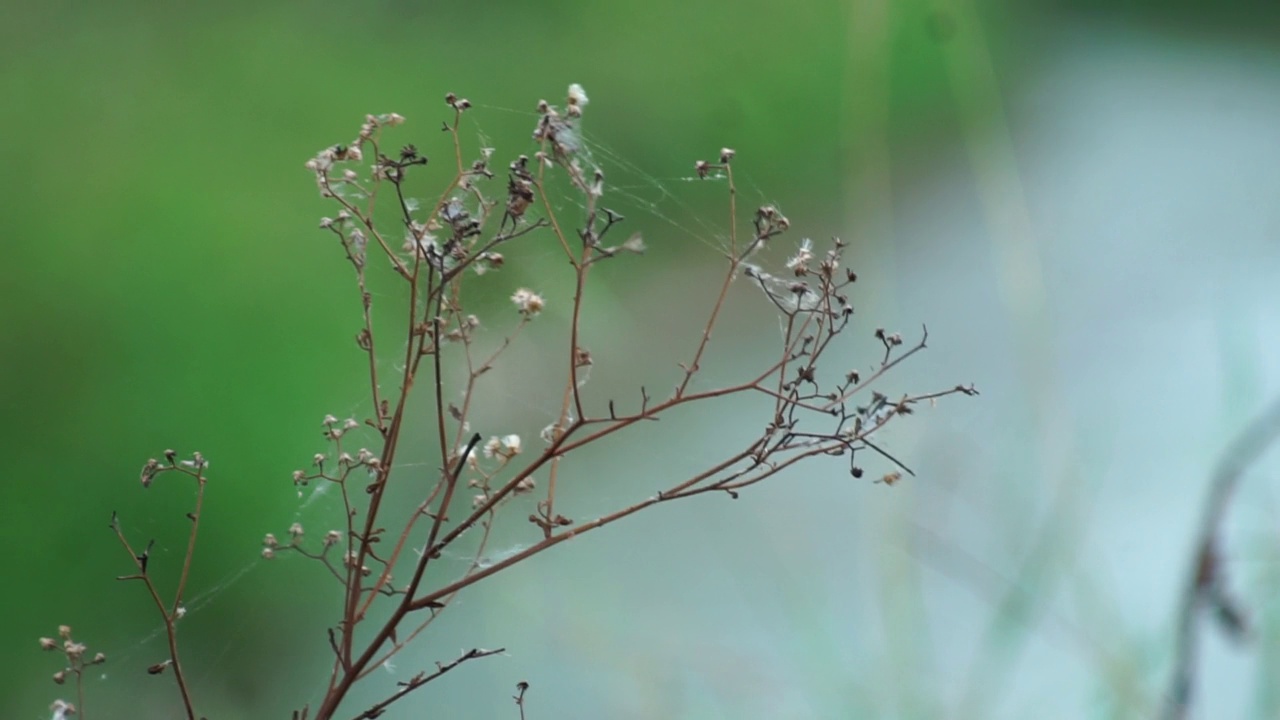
[4,0,1280,718]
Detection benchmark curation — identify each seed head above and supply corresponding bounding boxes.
[511,288,545,317]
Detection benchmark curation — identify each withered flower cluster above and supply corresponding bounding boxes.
[55,85,972,720]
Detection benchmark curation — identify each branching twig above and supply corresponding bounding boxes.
[514,680,530,720]
[75,87,969,720]
[109,454,207,720]
[1161,396,1280,720]
[349,647,505,720]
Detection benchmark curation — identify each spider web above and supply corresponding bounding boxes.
[473,100,782,257]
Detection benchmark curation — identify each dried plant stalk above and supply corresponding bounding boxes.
[46,85,972,720]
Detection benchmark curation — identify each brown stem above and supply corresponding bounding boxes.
[1161,396,1280,720]
[110,506,198,720]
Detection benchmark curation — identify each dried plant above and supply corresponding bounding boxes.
[42,85,974,719]
[1161,397,1280,720]
[38,625,105,720]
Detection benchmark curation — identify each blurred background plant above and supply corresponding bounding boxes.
[4,0,1280,718]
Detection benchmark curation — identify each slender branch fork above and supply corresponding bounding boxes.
[79,87,970,720]
[1160,397,1280,720]
[109,455,207,720]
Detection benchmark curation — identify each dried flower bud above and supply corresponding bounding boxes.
[511,288,545,317]
[719,147,735,163]
[140,459,160,488]
[324,530,342,547]
[877,472,903,486]
[53,670,66,685]
[289,522,304,539]
[786,238,814,274]
[476,252,504,274]
[263,533,278,548]
[40,637,58,651]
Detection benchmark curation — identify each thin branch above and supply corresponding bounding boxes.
[349,647,505,720]
[291,99,972,720]
[109,494,199,720]
[675,164,739,398]
[1161,396,1280,720]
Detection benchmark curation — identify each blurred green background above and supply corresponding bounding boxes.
[5,0,1280,718]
